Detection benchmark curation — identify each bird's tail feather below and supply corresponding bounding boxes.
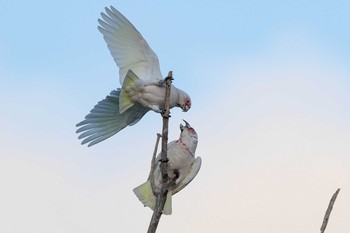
[119,70,140,113]
[133,180,173,215]
[76,89,149,147]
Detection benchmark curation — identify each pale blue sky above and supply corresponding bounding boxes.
[1,1,349,233]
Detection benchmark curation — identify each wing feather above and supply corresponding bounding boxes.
[76,89,149,147]
[172,157,202,195]
[98,6,163,84]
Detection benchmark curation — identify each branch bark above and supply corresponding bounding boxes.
[149,133,162,194]
[147,71,173,233]
[320,188,340,233]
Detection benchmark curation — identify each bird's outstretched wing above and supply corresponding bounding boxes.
[98,6,163,85]
[76,89,149,147]
[172,157,202,195]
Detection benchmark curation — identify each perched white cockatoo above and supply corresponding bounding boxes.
[76,6,191,146]
[133,120,201,215]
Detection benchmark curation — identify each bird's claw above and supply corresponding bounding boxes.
[161,109,171,118]
[158,76,173,87]
[164,76,174,82]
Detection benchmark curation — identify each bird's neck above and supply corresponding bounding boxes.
[178,137,197,156]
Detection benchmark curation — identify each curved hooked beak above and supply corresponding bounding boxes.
[180,119,191,131]
[183,119,191,128]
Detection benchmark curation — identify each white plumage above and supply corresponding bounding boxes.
[76,6,191,146]
[97,6,162,85]
[133,120,201,215]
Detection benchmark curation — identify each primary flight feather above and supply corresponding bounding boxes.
[76,6,192,146]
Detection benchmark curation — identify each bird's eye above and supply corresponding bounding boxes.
[186,99,190,103]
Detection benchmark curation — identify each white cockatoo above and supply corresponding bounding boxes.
[133,120,201,215]
[76,6,191,146]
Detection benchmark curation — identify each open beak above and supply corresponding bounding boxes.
[183,119,191,128]
[180,119,191,132]
[180,119,194,132]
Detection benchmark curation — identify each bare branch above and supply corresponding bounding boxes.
[320,188,340,233]
[147,71,173,233]
[149,133,162,195]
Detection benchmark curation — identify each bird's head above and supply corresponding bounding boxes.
[179,120,198,154]
[177,90,191,112]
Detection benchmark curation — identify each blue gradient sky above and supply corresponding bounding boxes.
[1,1,349,232]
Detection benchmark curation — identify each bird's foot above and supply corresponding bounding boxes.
[161,109,171,118]
[164,76,174,82]
[157,76,174,87]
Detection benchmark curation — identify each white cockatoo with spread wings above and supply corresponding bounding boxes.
[76,6,191,146]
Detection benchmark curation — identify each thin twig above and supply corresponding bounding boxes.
[320,188,340,233]
[149,133,162,194]
[147,71,173,233]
